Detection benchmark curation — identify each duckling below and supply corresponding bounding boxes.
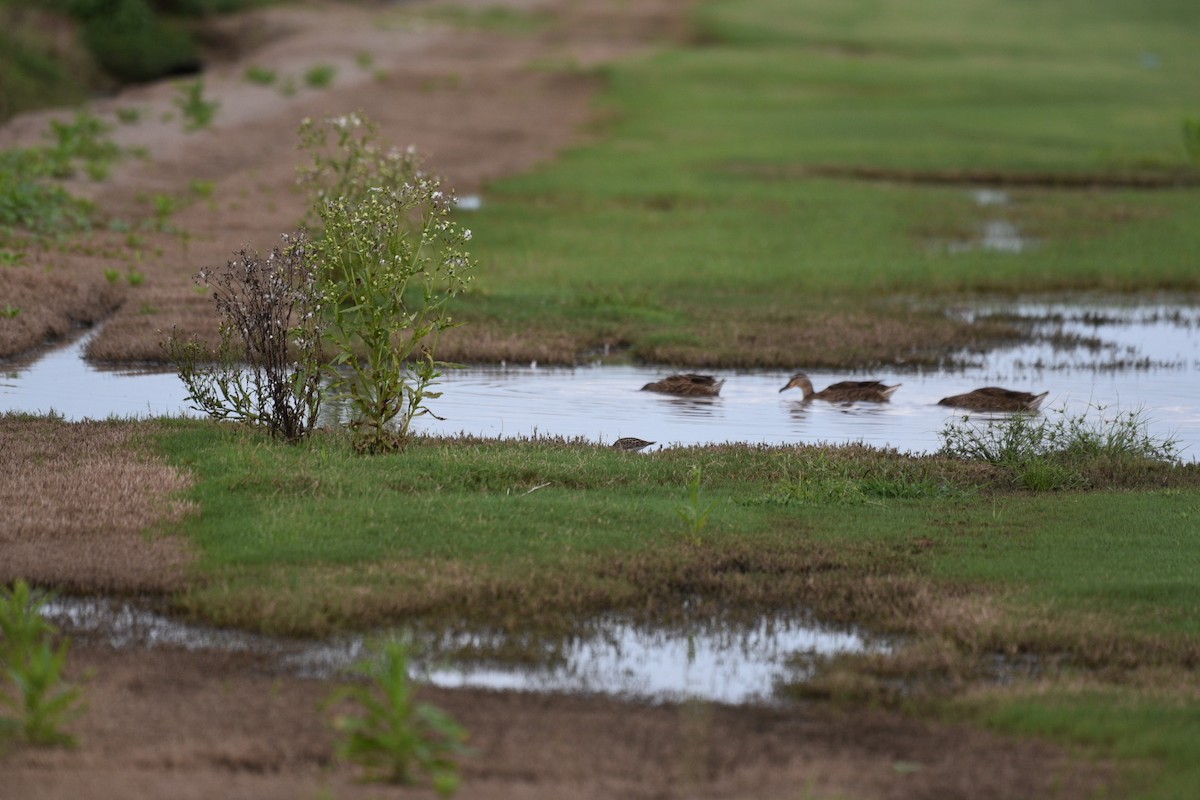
[938,387,1049,412]
[778,372,900,402]
[612,437,655,451]
[641,373,725,397]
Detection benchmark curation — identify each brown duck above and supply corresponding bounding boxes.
[778,372,900,402]
[938,387,1049,412]
[641,373,725,397]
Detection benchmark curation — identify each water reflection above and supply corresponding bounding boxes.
[41,597,880,705]
[1,301,1198,457]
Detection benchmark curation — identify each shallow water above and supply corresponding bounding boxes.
[3,301,1197,457]
[42,597,879,704]
[11,304,1196,703]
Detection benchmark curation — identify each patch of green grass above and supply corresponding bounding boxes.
[450,0,1200,365]
[304,63,336,89]
[152,421,1199,635]
[962,688,1200,800]
[243,65,277,86]
[141,416,1200,796]
[172,79,218,132]
[0,112,120,234]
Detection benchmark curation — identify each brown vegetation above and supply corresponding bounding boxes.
[0,416,193,593]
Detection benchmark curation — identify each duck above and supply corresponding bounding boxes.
[938,387,1049,412]
[641,373,725,397]
[612,437,655,451]
[778,372,900,402]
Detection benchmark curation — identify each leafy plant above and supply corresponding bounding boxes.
[0,113,121,234]
[296,112,422,225]
[676,465,716,537]
[188,179,215,198]
[115,106,142,125]
[0,580,86,748]
[304,64,337,89]
[126,267,145,287]
[163,232,327,443]
[44,112,121,180]
[1,304,21,318]
[103,267,121,284]
[74,0,199,83]
[939,404,1180,490]
[327,639,468,794]
[244,65,277,86]
[173,79,219,132]
[302,114,474,453]
[149,191,177,231]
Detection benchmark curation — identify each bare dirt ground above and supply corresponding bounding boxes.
[1,646,1107,800]
[0,0,689,362]
[1,2,1112,797]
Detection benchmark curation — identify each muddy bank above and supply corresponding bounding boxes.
[0,646,1107,800]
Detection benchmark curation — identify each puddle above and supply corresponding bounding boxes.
[1,301,1198,458]
[41,597,880,705]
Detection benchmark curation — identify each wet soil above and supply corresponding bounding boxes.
[0,646,1107,800]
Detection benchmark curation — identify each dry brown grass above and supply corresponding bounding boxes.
[0,415,195,593]
[0,268,124,359]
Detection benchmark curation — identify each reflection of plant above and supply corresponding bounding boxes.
[164,233,327,443]
[676,465,716,537]
[0,580,86,748]
[173,79,219,132]
[328,639,468,794]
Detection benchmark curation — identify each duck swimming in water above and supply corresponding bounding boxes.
[938,387,1049,412]
[641,373,725,397]
[778,372,900,403]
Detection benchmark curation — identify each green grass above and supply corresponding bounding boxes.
[153,420,1199,635]
[448,0,1200,364]
[965,690,1200,800]
[147,416,1200,797]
